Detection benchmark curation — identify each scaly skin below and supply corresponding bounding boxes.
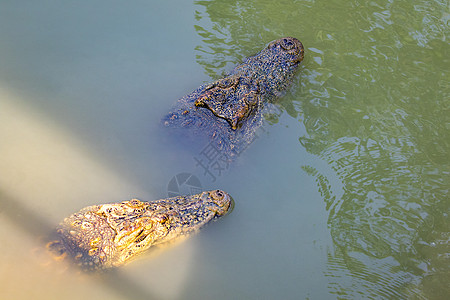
[163,37,304,159]
[47,190,233,270]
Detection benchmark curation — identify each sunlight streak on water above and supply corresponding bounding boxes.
[0,88,193,300]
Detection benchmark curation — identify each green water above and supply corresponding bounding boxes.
[0,0,448,299]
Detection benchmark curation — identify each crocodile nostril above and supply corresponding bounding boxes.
[283,38,294,48]
[208,190,233,216]
[210,189,225,201]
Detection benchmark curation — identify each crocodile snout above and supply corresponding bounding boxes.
[209,189,234,216]
[269,37,304,63]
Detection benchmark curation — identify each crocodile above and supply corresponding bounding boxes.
[47,190,233,270]
[162,37,304,159]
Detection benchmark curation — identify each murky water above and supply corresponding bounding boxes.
[1,1,448,299]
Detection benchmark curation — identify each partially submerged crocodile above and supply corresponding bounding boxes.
[163,37,304,158]
[47,190,233,270]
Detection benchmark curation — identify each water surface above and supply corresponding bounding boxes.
[0,1,448,299]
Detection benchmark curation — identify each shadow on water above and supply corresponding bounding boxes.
[193,0,449,298]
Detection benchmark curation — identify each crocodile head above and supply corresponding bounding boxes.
[247,37,304,95]
[47,190,233,270]
[193,37,304,130]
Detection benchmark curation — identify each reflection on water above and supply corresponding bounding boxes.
[194,0,449,298]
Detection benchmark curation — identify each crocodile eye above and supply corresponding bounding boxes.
[268,42,276,49]
[71,220,82,227]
